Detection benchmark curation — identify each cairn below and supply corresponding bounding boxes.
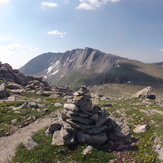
[46,85,130,146]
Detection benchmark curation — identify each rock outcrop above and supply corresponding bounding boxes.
[46,86,131,146]
[0,62,73,100]
[0,62,28,86]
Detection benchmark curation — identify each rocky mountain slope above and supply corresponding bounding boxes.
[19,47,163,89]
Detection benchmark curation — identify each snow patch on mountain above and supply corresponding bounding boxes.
[47,60,60,73]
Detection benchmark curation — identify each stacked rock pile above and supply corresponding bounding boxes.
[46,85,130,146]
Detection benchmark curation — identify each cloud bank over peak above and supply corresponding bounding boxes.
[76,0,120,10]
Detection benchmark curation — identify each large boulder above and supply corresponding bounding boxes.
[134,86,156,99]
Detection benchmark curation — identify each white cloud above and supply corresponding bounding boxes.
[0,44,37,69]
[41,2,58,7]
[76,2,94,10]
[48,30,66,37]
[76,0,120,10]
[2,44,21,50]
[159,48,163,52]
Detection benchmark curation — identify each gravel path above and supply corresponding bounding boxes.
[0,116,54,163]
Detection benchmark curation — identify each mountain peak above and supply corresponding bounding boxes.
[19,47,163,89]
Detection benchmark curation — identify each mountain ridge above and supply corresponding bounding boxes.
[19,47,163,89]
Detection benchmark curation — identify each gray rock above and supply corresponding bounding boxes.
[60,127,71,139]
[51,130,64,145]
[12,102,27,110]
[82,94,91,100]
[57,149,67,154]
[28,101,37,108]
[60,111,67,120]
[90,113,98,122]
[20,101,28,109]
[64,133,76,145]
[65,110,79,117]
[10,89,24,95]
[7,82,22,89]
[45,120,62,135]
[66,119,94,130]
[61,110,92,124]
[82,110,93,116]
[54,102,62,107]
[69,115,92,125]
[79,100,93,112]
[101,108,107,118]
[37,103,46,108]
[134,86,156,99]
[78,112,89,118]
[92,105,101,113]
[84,125,108,134]
[4,132,10,136]
[77,130,108,145]
[11,119,17,124]
[155,146,163,161]
[113,118,130,137]
[62,121,77,133]
[64,103,79,112]
[69,161,77,163]
[96,114,107,127]
[23,136,38,150]
[133,124,150,133]
[0,83,6,99]
[28,75,43,82]
[72,95,93,111]
[82,145,93,155]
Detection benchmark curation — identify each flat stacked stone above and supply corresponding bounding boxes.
[47,85,130,146]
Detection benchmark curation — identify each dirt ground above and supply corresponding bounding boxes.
[0,116,54,163]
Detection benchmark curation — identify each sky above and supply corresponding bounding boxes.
[0,0,163,69]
